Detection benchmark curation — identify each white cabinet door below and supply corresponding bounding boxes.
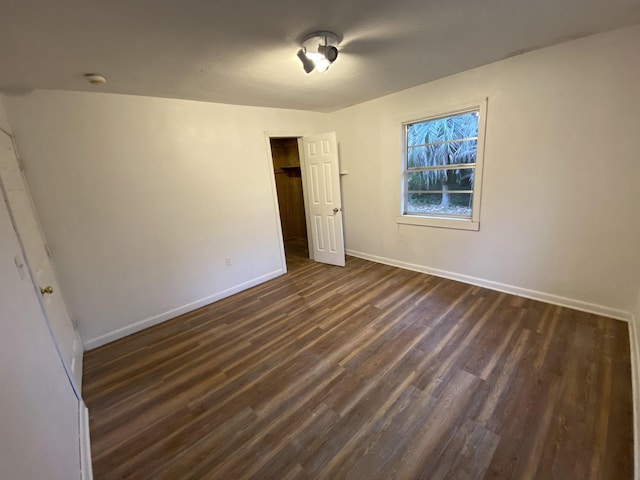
[0,181,82,480]
[302,132,345,267]
[0,131,83,394]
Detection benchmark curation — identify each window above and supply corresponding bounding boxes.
[398,100,487,231]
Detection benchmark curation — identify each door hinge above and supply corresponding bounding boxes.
[44,243,53,258]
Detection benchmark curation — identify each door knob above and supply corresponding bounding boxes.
[333,207,341,214]
[40,286,53,295]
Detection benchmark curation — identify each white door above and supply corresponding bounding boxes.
[302,132,345,267]
[0,131,83,394]
[0,183,83,480]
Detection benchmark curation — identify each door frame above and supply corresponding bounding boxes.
[264,131,315,273]
[0,130,83,399]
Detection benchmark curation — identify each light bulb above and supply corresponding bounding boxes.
[314,57,331,72]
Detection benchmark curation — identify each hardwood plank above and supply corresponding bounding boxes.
[429,418,501,480]
[83,249,633,479]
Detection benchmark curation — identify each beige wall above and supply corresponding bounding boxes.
[329,25,640,317]
[4,91,328,346]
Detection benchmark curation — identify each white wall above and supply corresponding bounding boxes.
[4,91,328,347]
[329,25,640,318]
[0,94,11,133]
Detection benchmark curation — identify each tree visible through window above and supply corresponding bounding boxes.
[404,110,480,218]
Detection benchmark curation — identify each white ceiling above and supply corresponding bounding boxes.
[2,0,640,112]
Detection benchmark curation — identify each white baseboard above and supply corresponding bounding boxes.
[629,316,640,480]
[346,249,632,322]
[79,401,93,480]
[84,269,284,350]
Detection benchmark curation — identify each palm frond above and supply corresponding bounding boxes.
[406,112,478,188]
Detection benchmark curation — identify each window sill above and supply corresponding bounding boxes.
[396,215,479,231]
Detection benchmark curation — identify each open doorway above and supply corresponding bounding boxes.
[269,137,310,270]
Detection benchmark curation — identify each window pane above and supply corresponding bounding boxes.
[407,139,477,168]
[407,111,479,147]
[406,192,473,217]
[407,168,474,192]
[401,101,486,227]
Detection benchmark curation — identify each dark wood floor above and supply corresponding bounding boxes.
[83,245,633,479]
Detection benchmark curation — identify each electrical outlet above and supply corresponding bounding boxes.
[224,257,232,267]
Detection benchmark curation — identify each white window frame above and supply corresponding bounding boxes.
[397,99,487,231]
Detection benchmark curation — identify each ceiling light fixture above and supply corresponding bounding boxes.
[297,31,341,74]
[84,73,107,86]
